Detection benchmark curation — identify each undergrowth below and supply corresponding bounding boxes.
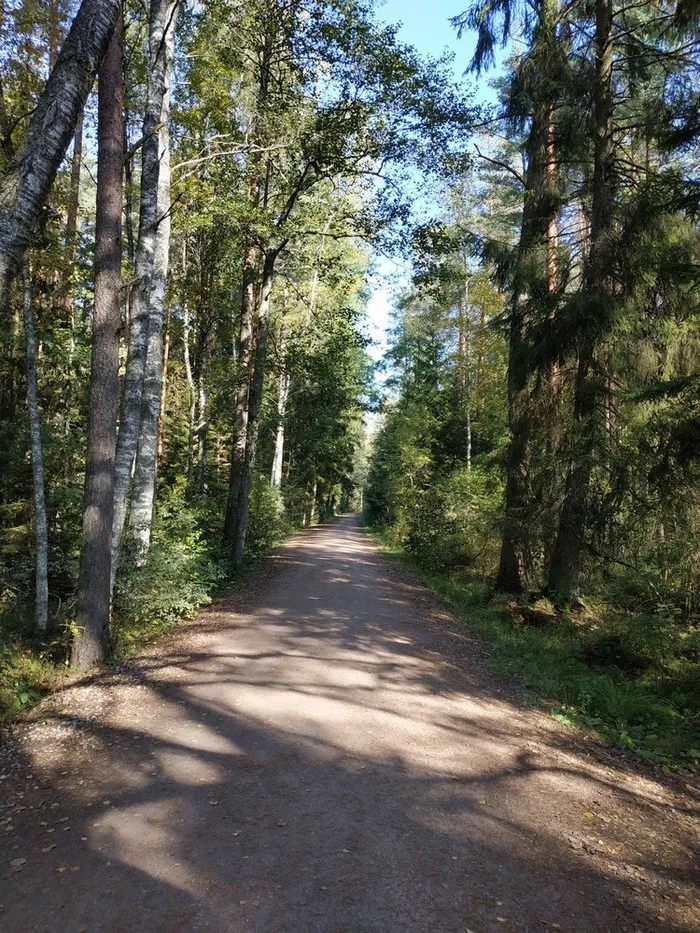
[0,476,291,722]
[365,522,700,772]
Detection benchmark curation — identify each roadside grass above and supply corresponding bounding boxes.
[0,603,67,721]
[364,522,700,772]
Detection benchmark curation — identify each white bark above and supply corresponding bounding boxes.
[183,292,196,489]
[21,261,49,632]
[112,0,179,575]
[128,0,178,564]
[0,0,121,306]
[271,324,289,489]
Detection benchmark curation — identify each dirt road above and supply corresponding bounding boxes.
[1,515,698,932]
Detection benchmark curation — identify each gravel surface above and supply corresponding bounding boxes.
[0,514,698,932]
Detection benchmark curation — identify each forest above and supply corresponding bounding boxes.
[0,0,698,769]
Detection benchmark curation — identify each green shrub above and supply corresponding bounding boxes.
[245,473,289,558]
[405,467,502,574]
[112,496,226,655]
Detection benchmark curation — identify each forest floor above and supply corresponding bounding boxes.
[0,514,698,932]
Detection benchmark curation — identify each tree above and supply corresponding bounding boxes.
[21,259,49,631]
[0,0,121,305]
[71,13,123,669]
[111,0,180,577]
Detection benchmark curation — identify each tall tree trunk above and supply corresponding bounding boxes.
[111,0,179,577]
[232,251,275,567]
[542,102,563,571]
[21,260,49,632]
[128,60,175,563]
[496,0,560,592]
[71,17,123,668]
[224,244,256,543]
[457,266,472,472]
[0,0,121,307]
[495,127,547,591]
[475,301,486,420]
[124,115,135,264]
[223,15,273,542]
[548,0,614,604]
[157,300,171,467]
[183,291,196,491]
[195,305,213,492]
[61,115,84,300]
[271,322,289,489]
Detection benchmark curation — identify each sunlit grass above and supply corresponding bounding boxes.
[365,522,700,771]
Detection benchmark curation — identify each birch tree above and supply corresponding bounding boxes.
[111,0,179,575]
[0,0,121,306]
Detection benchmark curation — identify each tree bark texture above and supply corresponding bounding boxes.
[548,0,614,603]
[157,301,171,467]
[128,0,178,564]
[195,303,214,493]
[71,18,123,669]
[223,13,273,542]
[224,244,256,544]
[0,0,121,307]
[495,119,548,592]
[232,251,275,567]
[21,260,49,632]
[112,0,179,575]
[183,291,196,490]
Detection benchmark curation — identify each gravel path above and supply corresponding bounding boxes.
[1,514,698,932]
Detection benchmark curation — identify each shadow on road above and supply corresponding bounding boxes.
[1,516,698,932]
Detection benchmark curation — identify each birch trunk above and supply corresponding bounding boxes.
[157,301,171,467]
[457,270,472,473]
[128,45,176,563]
[112,0,179,574]
[21,261,49,632]
[232,252,275,567]
[72,18,123,669]
[271,323,289,488]
[195,308,213,493]
[183,292,196,490]
[0,0,121,306]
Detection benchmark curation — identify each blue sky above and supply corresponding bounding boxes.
[365,0,479,360]
[375,0,474,76]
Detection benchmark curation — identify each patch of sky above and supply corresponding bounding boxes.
[364,0,505,373]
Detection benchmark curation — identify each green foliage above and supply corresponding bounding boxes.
[405,467,503,574]
[0,604,68,722]
[111,495,227,656]
[245,474,289,560]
